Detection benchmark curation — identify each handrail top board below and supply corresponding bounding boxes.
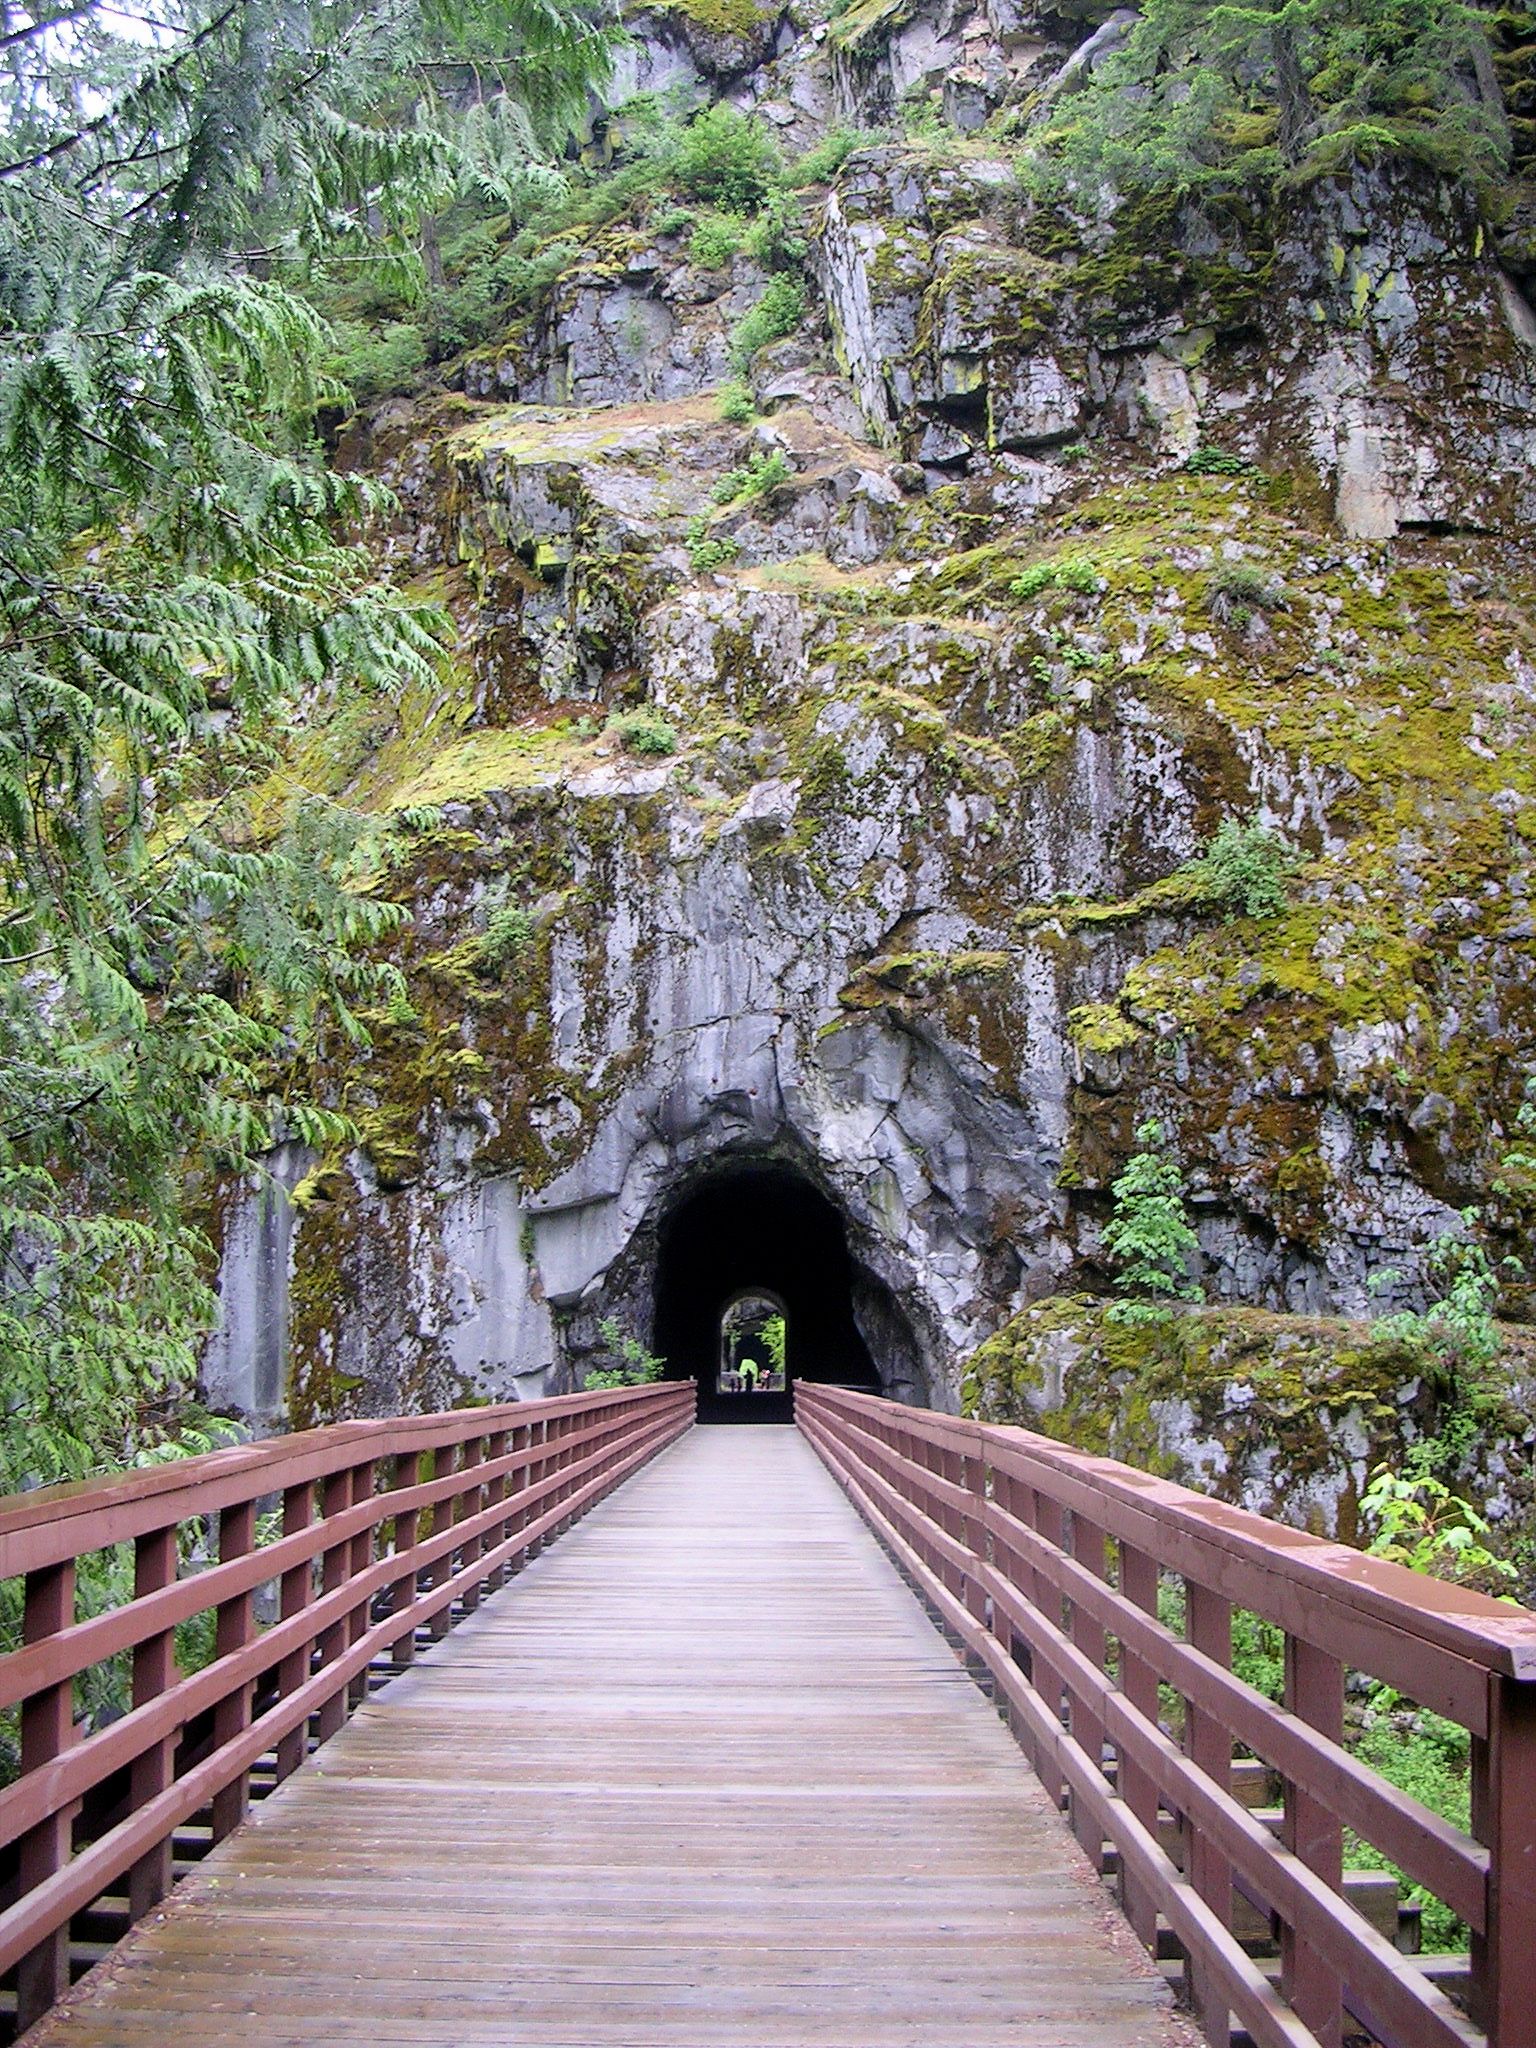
[800,1385,1536,1682]
[0,1383,690,1571]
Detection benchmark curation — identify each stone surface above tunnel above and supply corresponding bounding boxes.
[207,6,1536,1432]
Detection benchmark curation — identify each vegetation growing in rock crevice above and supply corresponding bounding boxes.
[12,0,1536,1542]
[1023,1,1511,205]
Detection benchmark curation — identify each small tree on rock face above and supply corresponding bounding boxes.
[1023,0,1508,203]
[1102,1119,1203,1321]
[584,1317,667,1390]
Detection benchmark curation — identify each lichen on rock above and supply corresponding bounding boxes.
[202,4,1536,1488]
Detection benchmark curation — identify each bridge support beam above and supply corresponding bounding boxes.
[16,1559,75,2036]
[1475,1673,1536,2048]
[128,1528,178,1919]
[211,1500,256,1843]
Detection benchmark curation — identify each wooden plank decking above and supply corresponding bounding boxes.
[33,1426,1198,2048]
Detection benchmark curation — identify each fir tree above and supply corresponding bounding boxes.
[1102,1120,1204,1322]
[0,0,611,1485]
[1027,0,1509,204]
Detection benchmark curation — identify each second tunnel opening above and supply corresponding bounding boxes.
[651,1161,885,1422]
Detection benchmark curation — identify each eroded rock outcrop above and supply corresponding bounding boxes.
[207,1,1536,1432]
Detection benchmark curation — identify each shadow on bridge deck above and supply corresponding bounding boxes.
[30,1429,1198,2048]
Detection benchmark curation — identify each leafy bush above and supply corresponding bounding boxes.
[741,186,809,269]
[1196,817,1294,918]
[685,514,741,572]
[790,126,880,186]
[1361,1462,1516,1594]
[1207,559,1286,624]
[710,446,793,505]
[1009,555,1102,599]
[608,708,680,756]
[1230,1608,1285,1702]
[476,904,534,975]
[1371,1219,1504,1375]
[324,318,426,403]
[1186,445,1260,476]
[584,1316,667,1389]
[419,234,581,358]
[728,274,805,367]
[688,211,745,268]
[717,380,756,422]
[674,103,781,211]
[1102,1119,1203,1319]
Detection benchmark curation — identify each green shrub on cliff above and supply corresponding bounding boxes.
[717,381,757,422]
[1361,1460,1516,1593]
[684,516,742,572]
[1009,556,1103,599]
[711,448,794,504]
[789,127,881,187]
[326,318,430,401]
[1206,560,1288,625]
[728,274,808,366]
[1196,817,1295,917]
[585,1317,667,1388]
[689,213,746,268]
[1371,1219,1504,1374]
[675,104,782,211]
[1102,1120,1204,1319]
[477,905,536,974]
[608,708,681,756]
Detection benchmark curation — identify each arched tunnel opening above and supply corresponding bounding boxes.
[652,1161,893,1422]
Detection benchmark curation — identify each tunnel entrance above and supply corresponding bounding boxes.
[652,1162,882,1423]
[716,1291,787,1404]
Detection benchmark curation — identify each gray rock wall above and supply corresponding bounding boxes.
[204,2,1536,1426]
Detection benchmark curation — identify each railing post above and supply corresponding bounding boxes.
[1184,1581,1233,2048]
[211,1498,256,1843]
[962,1434,987,1638]
[16,1558,76,2033]
[484,1430,509,1593]
[315,1466,355,1742]
[427,1442,460,1640]
[554,1414,575,1535]
[1030,1489,1068,1813]
[1116,1542,1160,1952]
[1281,1635,1344,2047]
[458,1436,486,1613]
[275,1481,314,1781]
[1473,1673,1536,2048]
[509,1421,532,1569]
[932,1431,966,1613]
[388,1450,420,1665]
[346,1460,376,1706]
[127,1525,178,1919]
[1067,1512,1109,1869]
[526,1422,547,1559]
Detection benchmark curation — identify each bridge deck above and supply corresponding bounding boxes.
[33,1427,1196,2048]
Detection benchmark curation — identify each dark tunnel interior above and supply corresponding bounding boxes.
[652,1162,882,1422]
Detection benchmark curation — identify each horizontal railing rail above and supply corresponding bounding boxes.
[0,1379,693,2038]
[795,1383,1536,2048]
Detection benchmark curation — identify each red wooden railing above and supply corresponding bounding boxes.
[0,1380,692,2036]
[796,1383,1536,2048]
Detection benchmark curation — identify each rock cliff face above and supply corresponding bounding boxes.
[206,0,1536,1449]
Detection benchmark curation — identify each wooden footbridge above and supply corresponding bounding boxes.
[0,1383,1532,2048]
